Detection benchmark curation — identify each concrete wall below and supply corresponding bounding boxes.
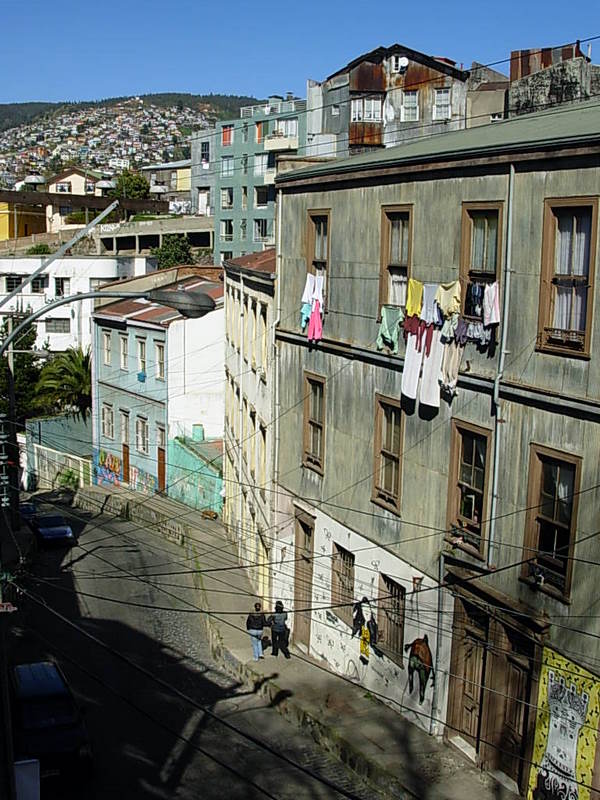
[167,436,223,514]
[24,413,92,490]
[508,57,593,116]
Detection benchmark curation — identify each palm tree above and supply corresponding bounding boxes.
[36,346,92,420]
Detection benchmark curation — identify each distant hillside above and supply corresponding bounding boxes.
[0,93,261,132]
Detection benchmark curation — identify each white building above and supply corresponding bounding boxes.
[0,255,156,352]
[223,250,276,601]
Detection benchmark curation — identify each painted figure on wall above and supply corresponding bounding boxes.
[352,596,379,665]
[529,648,600,800]
[405,635,435,704]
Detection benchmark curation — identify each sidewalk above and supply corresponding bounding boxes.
[73,485,517,800]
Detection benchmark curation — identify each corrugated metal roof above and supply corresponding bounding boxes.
[225,249,276,274]
[277,100,600,184]
[176,437,223,471]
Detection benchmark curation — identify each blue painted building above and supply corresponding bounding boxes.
[167,425,223,515]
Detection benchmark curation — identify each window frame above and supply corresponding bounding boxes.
[120,410,130,445]
[102,330,112,366]
[45,318,70,333]
[54,277,70,297]
[135,416,149,454]
[306,209,330,311]
[372,393,404,515]
[446,419,492,560]
[221,124,234,147]
[377,573,406,666]
[537,197,598,358]
[433,87,452,120]
[400,90,419,122]
[302,371,326,476]
[221,156,234,177]
[119,336,128,371]
[101,403,114,439]
[378,204,413,317]
[331,543,355,628]
[155,341,165,381]
[137,338,146,374]
[460,201,503,321]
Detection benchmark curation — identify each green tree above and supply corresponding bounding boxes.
[110,170,150,200]
[0,320,49,424]
[35,346,92,420]
[26,243,51,255]
[151,234,193,269]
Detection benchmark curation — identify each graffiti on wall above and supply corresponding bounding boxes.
[528,648,600,800]
[404,636,435,705]
[129,465,157,495]
[94,449,122,487]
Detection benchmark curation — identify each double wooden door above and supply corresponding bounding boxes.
[294,516,314,650]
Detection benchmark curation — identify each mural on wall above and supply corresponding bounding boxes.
[351,597,380,665]
[129,465,157,495]
[528,648,600,800]
[404,635,435,705]
[93,448,122,487]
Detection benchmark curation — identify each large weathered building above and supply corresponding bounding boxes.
[272,100,600,794]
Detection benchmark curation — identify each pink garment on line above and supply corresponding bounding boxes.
[307,300,323,342]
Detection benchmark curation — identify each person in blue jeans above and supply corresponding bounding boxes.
[246,602,268,661]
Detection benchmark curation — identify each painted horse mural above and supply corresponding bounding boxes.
[405,634,435,704]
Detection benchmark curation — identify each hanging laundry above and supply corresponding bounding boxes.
[301,273,315,304]
[313,274,324,307]
[403,314,420,337]
[483,282,500,326]
[419,283,438,325]
[434,280,461,317]
[307,300,323,342]
[300,302,312,330]
[433,301,444,327]
[419,328,444,408]
[466,321,492,347]
[416,321,434,357]
[377,305,405,354]
[440,312,459,343]
[455,317,469,346]
[465,282,484,318]
[405,278,424,318]
[440,341,464,398]
[401,333,424,400]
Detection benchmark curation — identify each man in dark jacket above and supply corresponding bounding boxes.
[268,601,290,659]
[246,602,268,661]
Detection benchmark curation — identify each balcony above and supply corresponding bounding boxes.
[264,133,298,152]
[240,99,306,118]
[263,169,276,185]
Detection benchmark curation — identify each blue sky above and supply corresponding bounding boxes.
[1,0,599,103]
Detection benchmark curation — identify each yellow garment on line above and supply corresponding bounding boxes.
[435,280,461,317]
[405,278,424,317]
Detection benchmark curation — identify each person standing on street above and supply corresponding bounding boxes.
[268,601,290,659]
[246,602,268,661]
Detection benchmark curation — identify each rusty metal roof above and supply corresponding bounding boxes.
[325,43,468,82]
[224,249,276,275]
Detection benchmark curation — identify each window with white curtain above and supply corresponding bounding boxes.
[433,88,451,120]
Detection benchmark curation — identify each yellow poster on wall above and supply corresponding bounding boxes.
[528,647,600,800]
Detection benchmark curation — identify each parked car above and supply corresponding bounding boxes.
[19,501,38,523]
[11,661,92,783]
[30,514,75,548]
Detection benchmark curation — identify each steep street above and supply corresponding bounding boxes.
[9,498,382,800]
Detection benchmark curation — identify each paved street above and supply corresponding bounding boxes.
[8,498,383,800]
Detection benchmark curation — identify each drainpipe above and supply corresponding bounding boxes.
[488,163,515,568]
[238,274,244,553]
[272,190,283,604]
[430,549,445,736]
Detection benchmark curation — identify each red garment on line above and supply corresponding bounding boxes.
[307,300,323,342]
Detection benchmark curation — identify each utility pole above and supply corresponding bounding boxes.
[5,317,19,532]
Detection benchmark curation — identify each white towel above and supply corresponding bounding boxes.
[483,282,500,326]
[312,274,324,306]
[401,333,424,400]
[419,329,444,408]
[301,273,315,304]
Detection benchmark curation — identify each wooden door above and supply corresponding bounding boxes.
[157,447,166,491]
[460,628,486,748]
[122,444,130,485]
[499,653,530,784]
[294,516,314,649]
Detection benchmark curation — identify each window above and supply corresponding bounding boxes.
[242,123,249,143]
[242,186,248,209]
[54,277,70,297]
[221,124,234,146]
[523,445,581,599]
[103,331,112,365]
[447,421,491,556]
[255,186,269,207]
[221,219,234,241]
[241,154,248,175]
[378,574,405,664]
[391,54,406,73]
[137,338,146,374]
[5,275,21,292]
[59,206,72,217]
[255,121,264,144]
[254,218,269,242]
[249,409,256,477]
[351,97,382,122]
[136,417,149,454]
[250,300,257,367]
[275,117,298,137]
[221,187,234,209]
[85,180,95,194]
[303,372,325,474]
[56,182,71,193]
[155,342,165,380]
[221,251,233,263]
[433,88,451,120]
[260,304,267,373]
[156,425,166,449]
[120,336,128,370]
[120,411,129,445]
[31,276,48,293]
[259,424,267,494]
[240,218,247,241]
[538,199,597,355]
[307,211,329,306]
[331,543,354,627]
[331,104,340,116]
[254,153,268,176]
[372,395,403,513]
[101,404,114,439]
[89,278,108,291]
[45,318,70,333]
[460,203,502,320]
[200,141,210,163]
[401,90,418,122]
[221,156,233,177]
[379,206,411,312]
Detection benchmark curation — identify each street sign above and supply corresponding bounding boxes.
[0,602,17,613]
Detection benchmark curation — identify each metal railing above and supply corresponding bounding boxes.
[240,99,306,118]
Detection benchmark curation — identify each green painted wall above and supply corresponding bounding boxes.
[167,436,223,514]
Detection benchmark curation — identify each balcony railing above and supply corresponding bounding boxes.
[240,99,306,118]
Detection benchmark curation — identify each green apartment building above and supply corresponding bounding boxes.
[213,94,307,264]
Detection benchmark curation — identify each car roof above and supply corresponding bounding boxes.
[13,662,69,699]
[37,514,66,523]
